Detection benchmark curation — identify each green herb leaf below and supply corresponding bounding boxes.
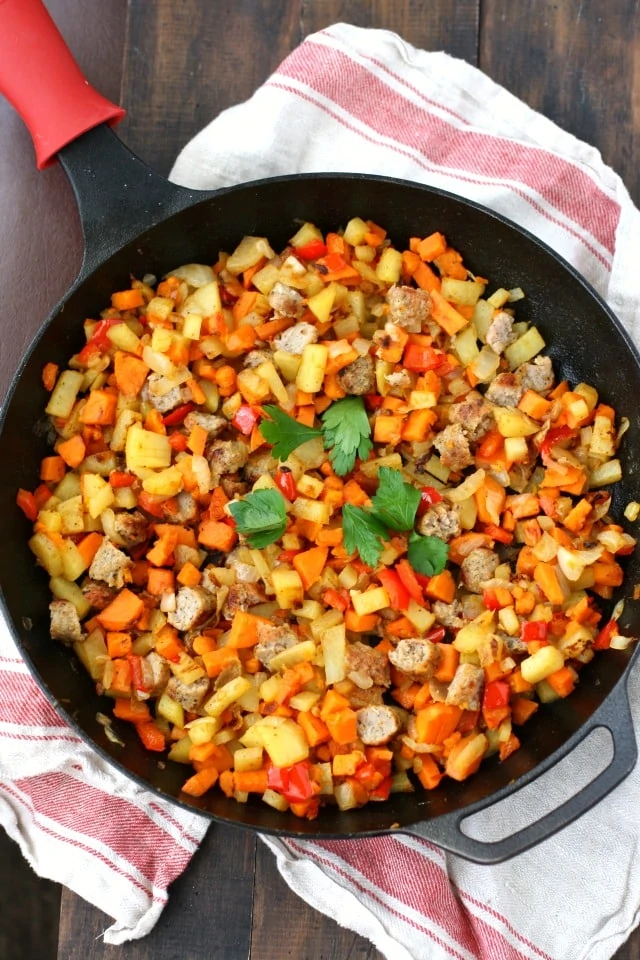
[321,396,373,477]
[227,488,287,549]
[407,532,449,576]
[259,405,322,461]
[342,504,389,568]
[370,466,421,532]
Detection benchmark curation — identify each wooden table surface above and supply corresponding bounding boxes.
[1,1,640,959]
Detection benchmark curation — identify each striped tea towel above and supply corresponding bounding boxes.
[2,20,640,958]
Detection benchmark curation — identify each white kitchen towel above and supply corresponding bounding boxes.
[2,19,640,958]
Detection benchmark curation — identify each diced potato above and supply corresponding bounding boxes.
[157,693,185,728]
[169,652,206,685]
[404,600,436,634]
[240,716,309,767]
[73,629,108,681]
[535,679,560,703]
[441,278,485,306]
[504,327,546,369]
[306,285,336,326]
[290,497,331,525]
[376,247,403,284]
[252,474,278,493]
[182,313,203,340]
[457,495,478,531]
[521,645,565,685]
[296,343,329,393]
[486,287,511,308]
[472,299,494,342]
[333,314,360,338]
[271,568,304,610]
[147,296,175,321]
[141,345,176,377]
[309,608,344,640]
[297,474,324,499]
[492,406,539,438]
[259,674,288,704]
[255,360,289,406]
[350,586,390,616]
[288,690,322,712]
[262,788,289,812]
[498,606,520,636]
[54,472,82,502]
[446,733,489,781]
[113,486,138,509]
[504,436,529,462]
[359,453,403,479]
[295,599,324,621]
[142,466,184,497]
[375,359,395,397]
[180,280,222,317]
[80,473,115,519]
[322,623,346,684]
[45,370,85,419]
[422,455,450,483]
[343,217,369,246]
[268,639,317,672]
[355,244,376,262]
[57,496,85,534]
[289,221,324,248]
[251,262,281,296]
[29,531,64,577]
[168,736,193,764]
[589,459,622,488]
[589,416,616,460]
[106,323,142,354]
[110,408,142,453]
[49,577,91,619]
[37,509,62,533]
[334,780,361,811]
[81,452,118,476]
[273,350,302,383]
[203,676,253,717]
[452,325,480,366]
[234,746,264,772]
[453,611,495,653]
[198,378,219,413]
[236,368,270,404]
[125,423,172,471]
[185,716,222,745]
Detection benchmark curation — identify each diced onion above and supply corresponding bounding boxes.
[446,468,486,502]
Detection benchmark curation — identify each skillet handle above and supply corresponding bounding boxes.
[402,678,637,864]
[0,0,124,169]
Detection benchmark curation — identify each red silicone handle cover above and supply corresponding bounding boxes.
[0,0,125,169]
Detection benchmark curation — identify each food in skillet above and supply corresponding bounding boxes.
[17,218,638,819]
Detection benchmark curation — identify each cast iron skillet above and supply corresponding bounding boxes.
[1,0,639,864]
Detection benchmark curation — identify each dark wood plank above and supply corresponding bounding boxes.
[251,840,381,960]
[58,825,256,960]
[299,0,479,62]
[479,0,640,205]
[118,0,303,177]
[0,830,60,960]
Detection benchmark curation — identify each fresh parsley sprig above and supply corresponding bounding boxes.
[259,405,321,461]
[321,396,373,477]
[407,531,449,576]
[227,488,287,549]
[258,397,373,478]
[370,466,421,532]
[342,505,390,569]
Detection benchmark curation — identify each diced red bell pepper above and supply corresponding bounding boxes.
[162,403,195,427]
[540,425,573,466]
[416,485,443,517]
[76,317,123,363]
[521,620,549,644]
[395,559,424,605]
[323,588,351,613]
[135,721,166,753]
[219,286,238,306]
[378,568,410,611]
[168,433,189,452]
[318,252,349,274]
[278,549,301,563]
[482,588,502,611]
[294,239,327,260]
[137,491,167,518]
[16,489,38,521]
[109,471,136,488]
[267,760,316,803]
[593,618,617,650]
[403,343,445,373]
[368,776,392,801]
[364,394,384,410]
[275,468,298,501]
[128,654,150,693]
[424,626,446,644]
[232,404,259,436]
[483,679,510,711]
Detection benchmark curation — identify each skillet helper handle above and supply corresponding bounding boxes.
[0,0,124,169]
[403,681,637,863]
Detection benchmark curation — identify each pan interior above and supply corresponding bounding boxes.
[1,175,639,837]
